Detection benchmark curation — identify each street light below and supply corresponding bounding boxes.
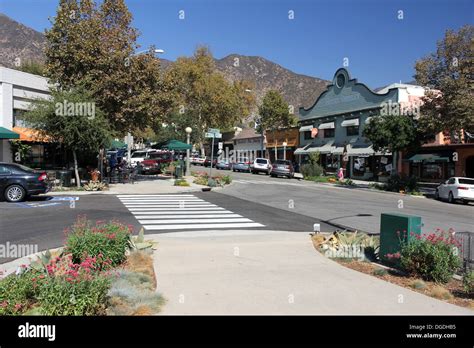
[185,127,192,176]
[133,48,165,56]
[282,141,287,161]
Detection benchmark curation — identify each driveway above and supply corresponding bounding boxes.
[152,230,472,315]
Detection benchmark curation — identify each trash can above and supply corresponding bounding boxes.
[175,165,183,179]
[380,213,422,263]
[56,170,72,187]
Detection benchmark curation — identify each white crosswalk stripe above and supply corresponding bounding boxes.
[118,194,265,231]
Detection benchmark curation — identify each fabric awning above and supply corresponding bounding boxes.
[317,122,335,130]
[161,139,192,151]
[408,154,449,163]
[299,125,313,132]
[12,127,50,142]
[294,147,309,155]
[347,144,375,156]
[0,127,20,139]
[341,118,359,127]
[307,141,335,154]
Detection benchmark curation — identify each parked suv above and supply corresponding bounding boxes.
[270,160,294,178]
[251,158,272,175]
[0,162,50,202]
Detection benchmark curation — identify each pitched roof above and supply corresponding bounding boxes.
[232,127,262,140]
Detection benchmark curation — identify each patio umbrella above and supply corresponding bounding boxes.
[161,139,192,151]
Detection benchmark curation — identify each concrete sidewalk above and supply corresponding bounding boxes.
[151,230,473,315]
[45,176,205,195]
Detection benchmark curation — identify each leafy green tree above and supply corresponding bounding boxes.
[363,114,420,173]
[257,90,296,158]
[24,88,112,187]
[414,25,474,140]
[167,46,254,154]
[44,0,173,135]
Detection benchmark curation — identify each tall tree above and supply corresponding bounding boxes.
[414,25,474,141]
[363,114,420,173]
[257,90,296,159]
[168,46,253,154]
[24,88,112,187]
[44,0,173,135]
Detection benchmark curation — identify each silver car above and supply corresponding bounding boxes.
[270,160,295,178]
[251,158,271,175]
[232,158,251,172]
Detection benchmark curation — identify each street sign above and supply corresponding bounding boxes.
[205,132,222,138]
[208,128,220,134]
[218,142,223,150]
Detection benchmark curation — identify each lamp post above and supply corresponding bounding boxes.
[185,127,192,176]
[282,141,287,161]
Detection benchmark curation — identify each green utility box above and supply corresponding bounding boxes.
[380,213,422,262]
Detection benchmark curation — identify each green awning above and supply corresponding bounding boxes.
[109,139,127,149]
[0,127,20,139]
[408,154,449,163]
[161,139,192,151]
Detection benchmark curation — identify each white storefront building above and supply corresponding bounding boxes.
[0,67,50,163]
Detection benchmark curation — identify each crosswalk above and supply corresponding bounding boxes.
[118,194,265,231]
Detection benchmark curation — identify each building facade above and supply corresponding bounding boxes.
[295,68,399,180]
[0,67,50,164]
[265,127,299,162]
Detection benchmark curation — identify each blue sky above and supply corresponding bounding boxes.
[0,0,472,88]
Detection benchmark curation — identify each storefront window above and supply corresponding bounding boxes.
[352,156,372,176]
[323,129,335,138]
[346,126,359,136]
[325,154,339,171]
[303,131,312,140]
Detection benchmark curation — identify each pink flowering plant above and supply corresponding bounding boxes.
[65,216,132,268]
[399,229,462,283]
[0,217,133,315]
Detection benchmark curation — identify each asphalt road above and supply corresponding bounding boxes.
[202,165,474,235]
[0,194,141,264]
[0,190,338,264]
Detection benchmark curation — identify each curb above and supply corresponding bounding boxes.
[0,247,64,279]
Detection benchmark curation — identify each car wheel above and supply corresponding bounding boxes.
[434,190,439,200]
[448,191,455,204]
[462,200,469,205]
[5,184,26,202]
[266,171,270,175]
[270,174,276,178]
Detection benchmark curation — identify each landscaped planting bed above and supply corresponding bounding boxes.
[0,218,163,316]
[311,230,473,310]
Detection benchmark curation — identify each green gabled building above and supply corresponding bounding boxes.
[295,68,399,180]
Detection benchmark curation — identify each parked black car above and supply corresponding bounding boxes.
[0,162,50,202]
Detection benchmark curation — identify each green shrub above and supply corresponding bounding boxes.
[0,269,42,315]
[36,273,111,315]
[386,173,419,193]
[174,179,190,186]
[207,178,217,187]
[65,217,132,268]
[221,175,232,185]
[193,176,208,185]
[301,163,323,178]
[463,270,473,295]
[410,279,427,290]
[399,232,461,283]
[373,268,388,276]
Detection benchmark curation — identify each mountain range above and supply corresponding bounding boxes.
[0,12,329,110]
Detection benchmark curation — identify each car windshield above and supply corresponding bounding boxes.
[459,178,474,185]
[131,152,146,158]
[256,159,267,164]
[275,160,290,165]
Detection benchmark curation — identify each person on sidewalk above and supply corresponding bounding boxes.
[337,167,344,182]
